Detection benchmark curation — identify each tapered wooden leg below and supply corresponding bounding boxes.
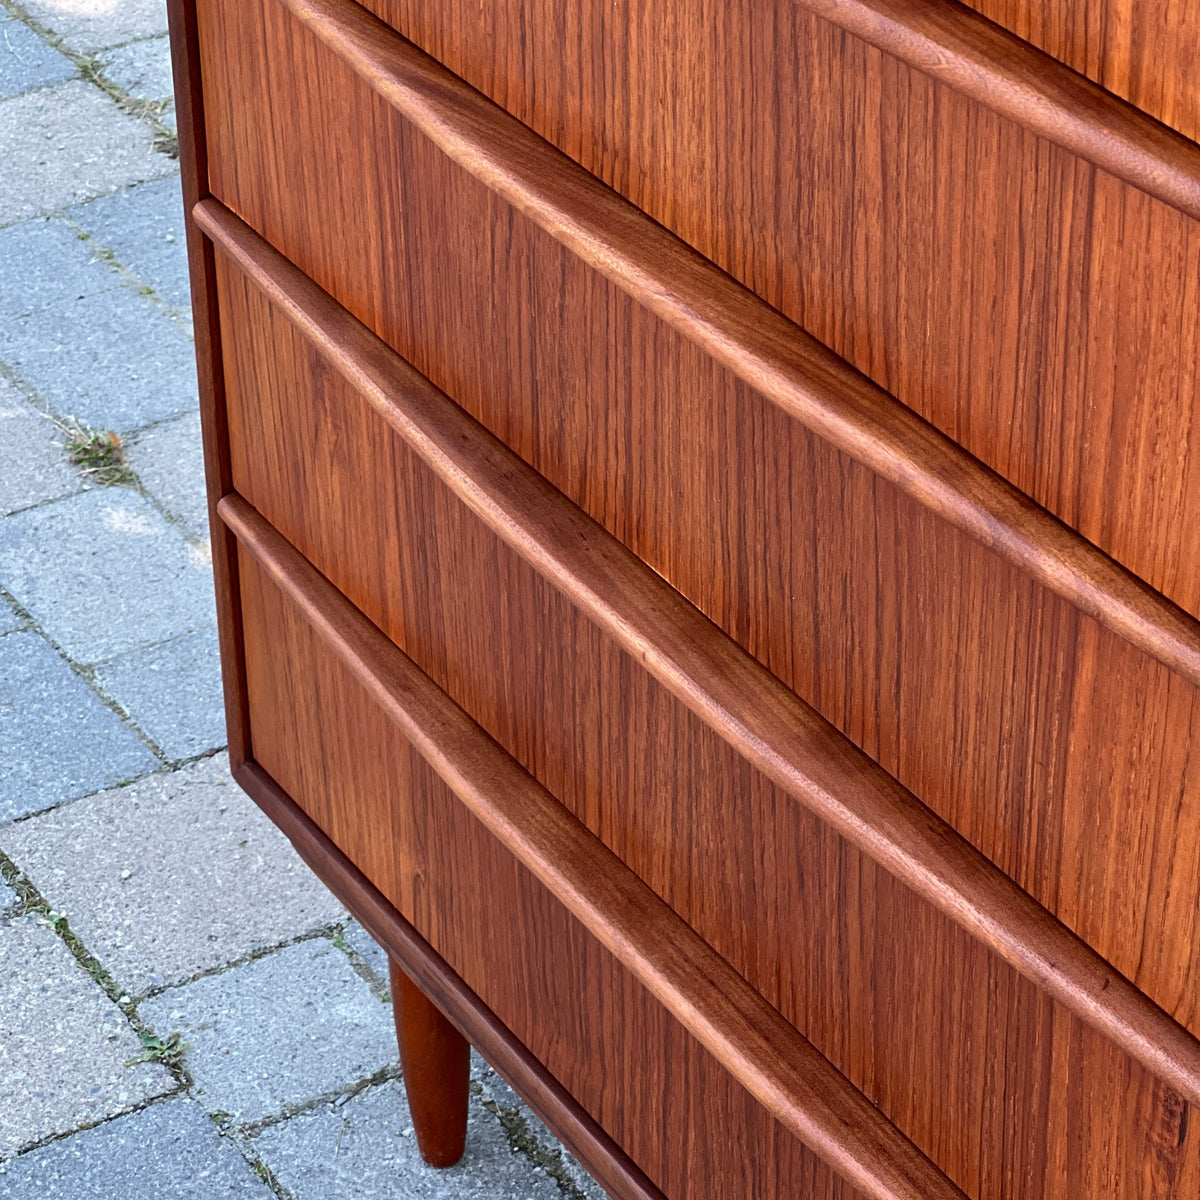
[390,959,470,1167]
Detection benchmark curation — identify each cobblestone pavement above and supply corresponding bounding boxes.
[0,4,602,1196]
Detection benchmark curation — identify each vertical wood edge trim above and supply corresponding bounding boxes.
[267,0,1200,693]
[794,0,1200,217]
[165,0,250,767]
[196,200,1200,1110]
[232,759,668,1200]
[224,498,968,1200]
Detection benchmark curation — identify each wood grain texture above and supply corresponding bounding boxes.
[199,201,1200,1110]
[236,760,669,1200]
[225,495,966,1200]
[262,0,1200,695]
[236,559,869,1200]
[959,0,1200,142]
[164,0,248,765]
[249,0,1200,622]
[230,501,1200,1200]
[213,252,1200,1196]
[794,0,1200,216]
[192,8,1200,1055]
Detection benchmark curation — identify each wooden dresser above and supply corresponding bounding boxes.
[168,0,1200,1195]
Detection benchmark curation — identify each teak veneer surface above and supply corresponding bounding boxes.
[229,500,973,1200]
[959,0,1200,142]
[195,5,1200,1041]
[261,0,1200,620]
[236,533,1198,1200]
[238,554,877,1200]
[214,251,1200,1198]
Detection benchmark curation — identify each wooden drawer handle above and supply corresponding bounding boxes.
[797,0,1200,222]
[221,493,968,1200]
[265,0,1200,696]
[196,197,1200,1109]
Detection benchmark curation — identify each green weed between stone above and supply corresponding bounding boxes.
[56,417,136,487]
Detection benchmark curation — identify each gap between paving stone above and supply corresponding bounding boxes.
[0,913,178,1158]
[0,1097,278,1199]
[0,831,342,1196]
[0,0,177,159]
[1,755,345,994]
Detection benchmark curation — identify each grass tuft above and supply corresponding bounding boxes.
[57,417,136,487]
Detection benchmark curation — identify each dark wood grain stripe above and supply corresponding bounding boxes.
[222,495,968,1200]
[196,194,1200,1108]
[236,759,668,1200]
[266,0,1200,696]
[796,0,1200,220]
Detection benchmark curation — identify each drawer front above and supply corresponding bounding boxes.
[196,5,1200,1037]
[199,0,1200,617]
[213,242,1200,1199]
[237,549,866,1200]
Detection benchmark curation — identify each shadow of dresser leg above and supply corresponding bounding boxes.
[389,958,471,1166]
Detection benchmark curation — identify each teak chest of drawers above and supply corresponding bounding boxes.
[169,0,1200,1195]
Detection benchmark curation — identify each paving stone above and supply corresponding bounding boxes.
[99,35,173,101]
[93,628,224,760]
[341,921,391,991]
[251,1078,562,1200]
[0,915,174,1156]
[0,285,197,432]
[17,0,169,54]
[0,217,122,321]
[0,606,20,635]
[0,381,78,516]
[126,410,208,536]
[141,940,396,1124]
[0,489,214,664]
[3,755,344,994]
[0,631,157,823]
[69,176,189,310]
[0,878,16,915]
[0,17,74,99]
[0,1099,273,1197]
[0,79,176,227]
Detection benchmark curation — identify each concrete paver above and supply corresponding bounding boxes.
[0,381,78,516]
[93,628,224,760]
[0,17,74,100]
[0,217,122,320]
[0,631,157,823]
[3,755,345,995]
[99,35,174,103]
[0,489,214,664]
[16,0,170,54]
[0,79,175,227]
[69,177,190,310]
[0,285,197,431]
[0,1099,273,1198]
[0,914,174,1157]
[141,939,397,1124]
[0,879,16,915]
[126,409,209,537]
[250,1078,562,1200]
